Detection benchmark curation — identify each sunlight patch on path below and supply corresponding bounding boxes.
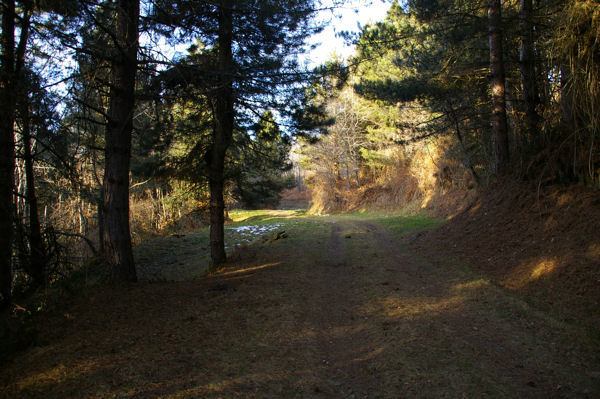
[375,295,466,319]
[219,262,282,277]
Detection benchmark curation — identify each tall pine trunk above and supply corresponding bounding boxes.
[102,0,139,282]
[488,0,510,173]
[17,4,44,287]
[0,0,16,307]
[208,0,234,266]
[21,99,46,286]
[519,0,540,144]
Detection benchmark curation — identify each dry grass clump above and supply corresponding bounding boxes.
[304,134,475,215]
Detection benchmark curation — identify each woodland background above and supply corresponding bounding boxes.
[0,0,599,308]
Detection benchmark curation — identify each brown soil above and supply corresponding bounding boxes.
[416,179,600,331]
[1,213,599,398]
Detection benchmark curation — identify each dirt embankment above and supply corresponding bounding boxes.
[416,179,600,330]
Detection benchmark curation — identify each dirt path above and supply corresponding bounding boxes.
[294,221,382,398]
[1,215,599,398]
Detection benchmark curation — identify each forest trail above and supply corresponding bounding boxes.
[1,213,599,398]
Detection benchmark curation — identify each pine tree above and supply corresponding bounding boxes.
[102,0,140,282]
[0,0,18,307]
[487,0,509,173]
[519,0,539,143]
[353,1,489,180]
[230,110,293,209]
[152,0,321,265]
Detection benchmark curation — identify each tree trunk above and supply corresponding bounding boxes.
[446,101,480,185]
[0,0,16,308]
[519,0,540,145]
[16,3,44,287]
[21,98,46,286]
[102,0,139,282]
[208,0,234,266]
[559,64,579,181]
[488,0,510,174]
[97,188,104,254]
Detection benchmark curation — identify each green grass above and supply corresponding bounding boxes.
[228,209,307,224]
[330,210,442,237]
[132,209,442,281]
[374,213,442,234]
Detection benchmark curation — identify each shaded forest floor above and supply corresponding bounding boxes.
[1,203,600,398]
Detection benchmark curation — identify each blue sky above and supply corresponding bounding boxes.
[303,0,392,67]
[151,1,392,68]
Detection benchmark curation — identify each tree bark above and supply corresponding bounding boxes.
[488,0,510,174]
[102,0,139,282]
[0,0,16,308]
[15,2,45,287]
[519,0,540,145]
[208,0,234,266]
[97,188,104,254]
[21,98,46,286]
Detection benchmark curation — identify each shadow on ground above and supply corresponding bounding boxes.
[1,215,599,398]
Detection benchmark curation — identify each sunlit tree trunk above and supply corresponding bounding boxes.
[102,0,139,282]
[208,0,234,266]
[519,0,540,145]
[488,0,510,173]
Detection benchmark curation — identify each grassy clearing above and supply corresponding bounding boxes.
[134,209,316,281]
[132,210,443,281]
[331,210,442,240]
[372,213,441,235]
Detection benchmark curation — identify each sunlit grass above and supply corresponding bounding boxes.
[228,209,306,224]
[370,280,493,320]
[371,213,441,233]
[451,279,490,292]
[10,358,104,396]
[332,209,440,225]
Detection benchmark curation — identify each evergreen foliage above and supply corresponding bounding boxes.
[297,0,600,214]
[229,111,294,209]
